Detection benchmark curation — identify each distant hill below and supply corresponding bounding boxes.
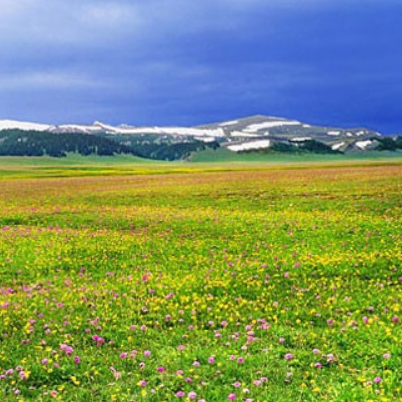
[0,130,218,160]
[0,115,401,160]
[0,130,137,157]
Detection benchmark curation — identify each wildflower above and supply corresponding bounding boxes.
[188,391,197,399]
[284,353,293,360]
[228,393,237,400]
[374,377,382,384]
[110,367,122,380]
[19,371,28,380]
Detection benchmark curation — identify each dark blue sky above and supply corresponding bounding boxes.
[1,0,401,133]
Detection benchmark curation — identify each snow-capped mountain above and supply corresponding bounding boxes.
[0,119,52,132]
[198,115,381,152]
[0,115,383,153]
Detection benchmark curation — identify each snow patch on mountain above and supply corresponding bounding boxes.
[227,140,271,152]
[112,126,225,137]
[355,140,373,149]
[219,120,239,127]
[243,120,300,132]
[331,142,345,150]
[0,120,51,132]
[290,137,312,142]
[230,131,261,138]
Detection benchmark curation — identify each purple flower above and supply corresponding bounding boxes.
[284,353,293,360]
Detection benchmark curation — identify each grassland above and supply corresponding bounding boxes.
[0,152,402,180]
[0,161,401,401]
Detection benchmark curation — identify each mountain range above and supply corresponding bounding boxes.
[0,115,399,160]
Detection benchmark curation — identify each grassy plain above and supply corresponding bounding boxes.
[0,152,401,180]
[0,161,401,401]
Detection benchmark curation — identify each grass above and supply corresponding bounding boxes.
[189,147,402,163]
[0,152,402,180]
[0,162,401,401]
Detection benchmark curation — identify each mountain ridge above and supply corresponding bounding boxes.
[0,115,391,155]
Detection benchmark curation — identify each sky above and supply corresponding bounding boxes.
[0,0,401,133]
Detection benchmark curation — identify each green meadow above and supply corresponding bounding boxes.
[0,158,401,401]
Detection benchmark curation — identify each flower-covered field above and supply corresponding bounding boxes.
[0,165,401,401]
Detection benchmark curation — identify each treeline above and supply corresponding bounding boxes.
[0,130,137,157]
[239,139,342,155]
[374,136,402,151]
[0,130,220,160]
[129,141,219,161]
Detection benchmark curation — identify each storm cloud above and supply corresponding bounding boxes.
[0,0,401,132]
